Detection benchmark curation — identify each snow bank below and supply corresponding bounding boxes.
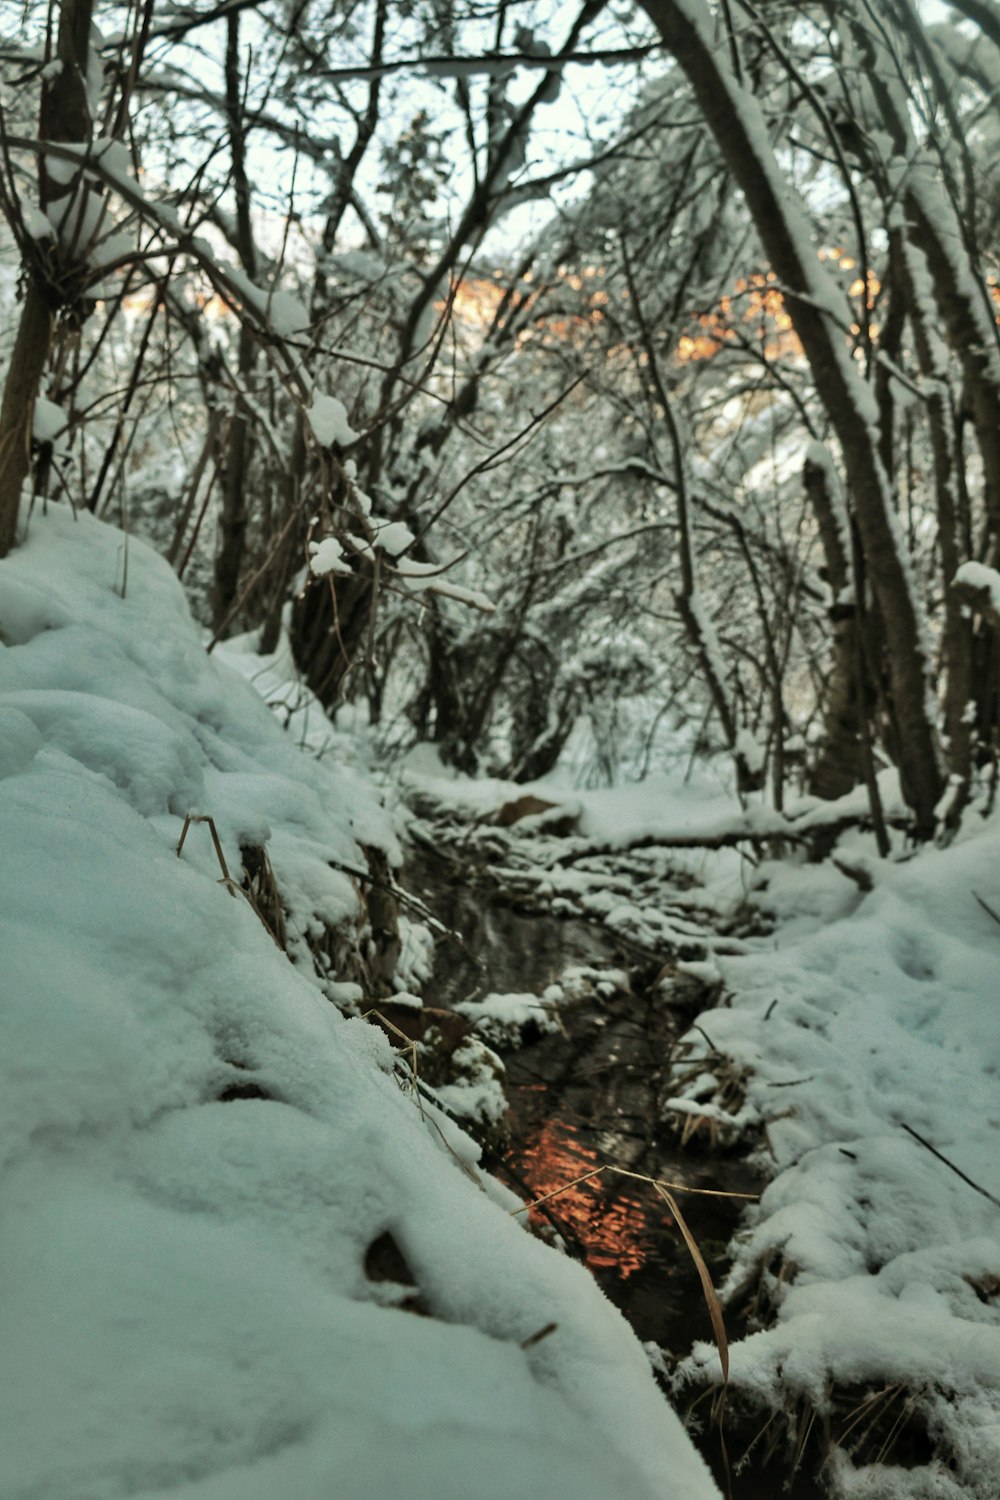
[676,829,1000,1497]
[0,509,719,1500]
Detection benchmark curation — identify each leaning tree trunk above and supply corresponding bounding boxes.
[849,3,1000,566]
[0,0,94,556]
[893,232,976,809]
[638,0,944,835]
[803,447,875,801]
[211,11,260,632]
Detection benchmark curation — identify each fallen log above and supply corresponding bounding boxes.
[551,807,912,867]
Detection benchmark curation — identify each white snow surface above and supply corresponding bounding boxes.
[0,509,720,1500]
[309,534,352,578]
[677,834,1000,1497]
[954,560,1000,610]
[372,517,415,556]
[32,395,67,445]
[455,989,563,1045]
[306,392,359,447]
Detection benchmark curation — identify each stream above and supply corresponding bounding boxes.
[405,837,828,1500]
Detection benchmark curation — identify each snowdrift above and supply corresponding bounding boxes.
[676,833,1000,1497]
[0,509,719,1500]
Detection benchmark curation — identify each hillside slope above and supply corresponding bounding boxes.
[0,509,720,1500]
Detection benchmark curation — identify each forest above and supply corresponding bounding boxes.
[1,1,999,1498]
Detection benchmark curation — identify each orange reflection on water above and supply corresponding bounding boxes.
[517,1117,673,1279]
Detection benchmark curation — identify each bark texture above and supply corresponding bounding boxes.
[0,0,94,557]
[0,286,52,556]
[803,453,867,801]
[639,0,944,833]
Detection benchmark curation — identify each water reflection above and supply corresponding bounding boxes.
[516,1115,675,1279]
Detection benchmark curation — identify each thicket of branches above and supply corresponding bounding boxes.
[3,0,1000,838]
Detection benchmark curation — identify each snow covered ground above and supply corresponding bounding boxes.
[7,509,997,1500]
[678,828,1000,1499]
[0,510,720,1500]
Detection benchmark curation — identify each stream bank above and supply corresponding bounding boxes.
[401,831,829,1500]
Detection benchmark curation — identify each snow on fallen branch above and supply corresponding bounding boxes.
[551,804,912,866]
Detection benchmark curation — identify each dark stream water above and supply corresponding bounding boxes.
[406,841,826,1499]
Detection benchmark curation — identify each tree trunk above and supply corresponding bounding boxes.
[211,12,258,632]
[0,0,94,557]
[290,567,374,711]
[849,8,1000,563]
[0,285,52,556]
[803,450,872,800]
[212,328,255,630]
[639,0,944,834]
[894,233,975,807]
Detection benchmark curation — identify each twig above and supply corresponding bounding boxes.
[901,1122,1000,1210]
[361,1007,421,1098]
[520,1321,558,1350]
[608,1167,757,1202]
[329,854,486,969]
[972,890,1000,929]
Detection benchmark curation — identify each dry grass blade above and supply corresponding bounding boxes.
[838,1382,903,1452]
[362,1008,421,1098]
[611,1167,757,1202]
[177,815,289,946]
[652,1181,729,1386]
[510,1164,757,1218]
[511,1165,733,1384]
[509,1166,606,1215]
[791,1402,818,1473]
[874,1388,917,1466]
[176,813,236,893]
[653,1181,732,1499]
[503,1157,737,1496]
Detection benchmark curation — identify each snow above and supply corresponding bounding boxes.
[455,990,563,1045]
[92,136,135,182]
[45,152,82,187]
[395,557,496,612]
[21,202,54,240]
[226,270,310,341]
[431,1038,509,1127]
[50,183,107,254]
[954,560,1000,610]
[266,289,310,337]
[734,725,765,776]
[31,395,67,445]
[674,827,1000,1497]
[90,228,134,269]
[373,518,414,556]
[305,393,359,447]
[309,535,352,578]
[0,509,720,1500]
